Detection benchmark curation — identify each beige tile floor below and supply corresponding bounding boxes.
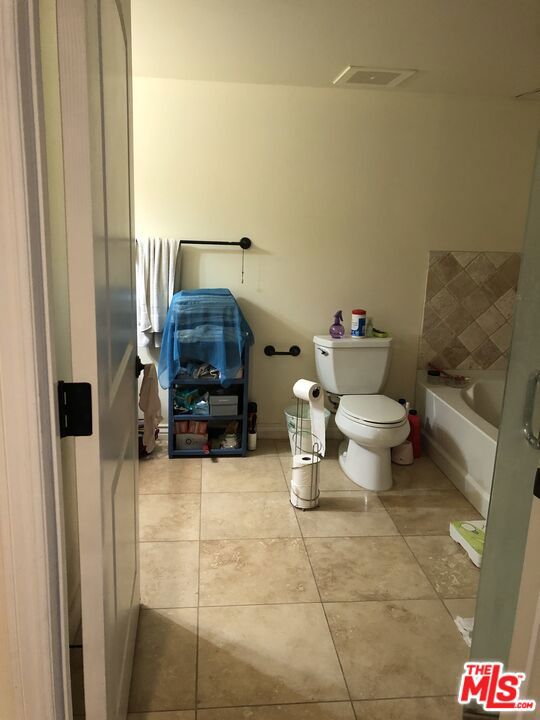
[85,440,482,718]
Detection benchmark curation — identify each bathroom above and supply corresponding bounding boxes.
[11,1,540,719]
[128,5,539,714]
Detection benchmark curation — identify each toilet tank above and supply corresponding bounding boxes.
[313,335,393,395]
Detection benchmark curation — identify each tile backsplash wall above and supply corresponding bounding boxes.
[419,251,521,371]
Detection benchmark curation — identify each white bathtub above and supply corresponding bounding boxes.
[415,371,506,518]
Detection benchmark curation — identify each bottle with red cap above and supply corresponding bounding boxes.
[408,409,421,458]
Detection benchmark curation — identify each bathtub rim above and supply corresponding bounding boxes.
[415,370,506,518]
[416,371,505,443]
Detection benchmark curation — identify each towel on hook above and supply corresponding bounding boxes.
[139,363,162,453]
[136,237,181,347]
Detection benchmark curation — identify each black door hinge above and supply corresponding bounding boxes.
[57,381,93,438]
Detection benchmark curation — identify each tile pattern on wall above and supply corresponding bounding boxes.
[419,251,521,371]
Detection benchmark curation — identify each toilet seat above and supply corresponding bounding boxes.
[339,394,407,429]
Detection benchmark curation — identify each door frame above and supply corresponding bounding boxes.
[509,497,540,717]
[0,1,71,718]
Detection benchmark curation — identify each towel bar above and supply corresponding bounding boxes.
[264,345,301,357]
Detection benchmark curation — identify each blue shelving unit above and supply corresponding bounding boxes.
[168,348,250,458]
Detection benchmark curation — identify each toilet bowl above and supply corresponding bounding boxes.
[335,394,409,491]
[313,334,405,491]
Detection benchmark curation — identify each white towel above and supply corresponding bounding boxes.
[136,237,181,347]
[139,364,162,453]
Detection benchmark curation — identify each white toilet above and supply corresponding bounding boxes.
[313,335,409,491]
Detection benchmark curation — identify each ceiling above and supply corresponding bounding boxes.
[131,0,540,97]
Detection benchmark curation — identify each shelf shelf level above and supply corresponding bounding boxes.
[170,447,244,458]
[173,414,242,422]
[168,346,250,459]
[172,377,245,386]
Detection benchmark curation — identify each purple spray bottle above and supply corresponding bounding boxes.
[329,310,345,339]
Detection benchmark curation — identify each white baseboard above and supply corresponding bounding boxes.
[258,423,343,440]
[158,423,343,442]
[257,424,288,439]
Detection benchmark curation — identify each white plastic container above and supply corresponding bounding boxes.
[351,308,367,337]
[209,395,238,416]
[220,433,239,449]
[284,404,330,454]
[450,520,486,568]
[175,433,208,450]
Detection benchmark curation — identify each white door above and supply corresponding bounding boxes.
[57,0,139,718]
[470,138,540,712]
[509,481,540,717]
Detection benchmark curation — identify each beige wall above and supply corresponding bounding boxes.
[133,78,539,432]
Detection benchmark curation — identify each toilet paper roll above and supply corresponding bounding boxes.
[292,379,326,457]
[391,440,413,465]
[290,485,319,510]
[293,379,322,403]
[292,453,319,468]
[292,463,318,489]
[290,455,320,509]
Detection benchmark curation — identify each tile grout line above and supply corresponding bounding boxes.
[195,693,458,713]
[392,493,475,646]
[144,595,479,612]
[398,535,444,601]
[294,494,356,710]
[439,595,478,629]
[139,531,404,543]
[390,490,451,603]
[280,444,356,704]
[349,462,474,687]
[195,463,203,719]
[90,694,462,717]
[142,489,295,496]
[139,453,204,716]
[276,440,292,491]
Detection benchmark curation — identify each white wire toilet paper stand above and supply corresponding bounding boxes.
[290,396,322,511]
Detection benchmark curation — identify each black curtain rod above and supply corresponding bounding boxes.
[181,237,251,249]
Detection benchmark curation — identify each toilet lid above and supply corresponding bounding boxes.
[340,395,407,426]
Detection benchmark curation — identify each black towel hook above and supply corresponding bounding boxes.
[264,345,301,357]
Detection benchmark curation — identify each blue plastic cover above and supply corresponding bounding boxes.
[158,288,254,388]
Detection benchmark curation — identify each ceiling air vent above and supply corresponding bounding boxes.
[333,66,416,88]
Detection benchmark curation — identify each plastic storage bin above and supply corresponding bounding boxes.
[175,433,208,451]
[209,395,238,416]
[284,403,330,454]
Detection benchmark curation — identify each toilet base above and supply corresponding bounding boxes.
[338,438,393,492]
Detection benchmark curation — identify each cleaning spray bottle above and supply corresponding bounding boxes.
[408,410,421,458]
[329,310,345,339]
